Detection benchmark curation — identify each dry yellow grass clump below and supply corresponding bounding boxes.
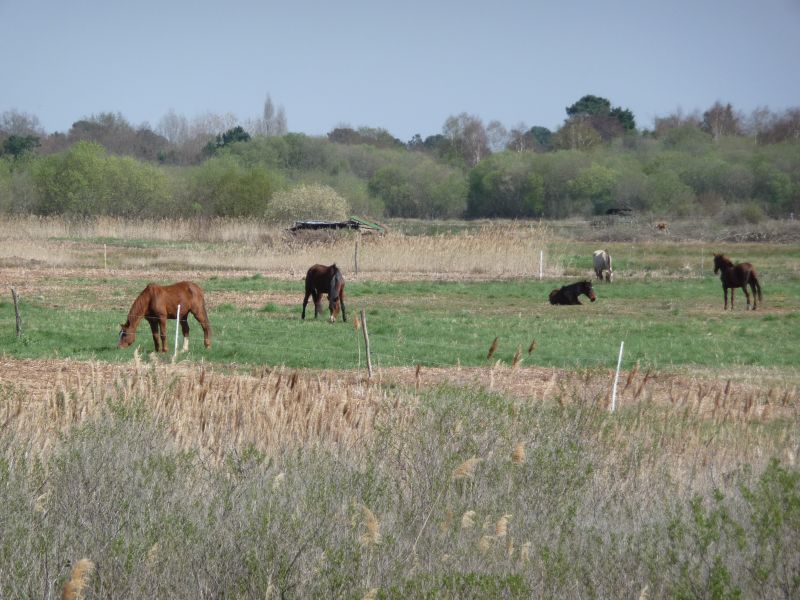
[60,559,94,600]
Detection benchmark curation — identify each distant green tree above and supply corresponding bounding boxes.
[204,126,251,155]
[610,107,636,131]
[565,95,637,138]
[369,166,415,217]
[32,141,168,216]
[552,118,602,151]
[569,163,619,214]
[189,155,280,216]
[467,152,545,218]
[2,135,40,159]
[566,95,612,117]
[529,126,553,150]
[327,126,403,149]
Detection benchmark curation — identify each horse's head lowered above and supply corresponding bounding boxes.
[328,266,343,323]
[118,320,135,348]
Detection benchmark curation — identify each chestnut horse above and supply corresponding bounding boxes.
[713,254,762,310]
[118,281,211,352]
[549,280,597,305]
[302,264,347,322]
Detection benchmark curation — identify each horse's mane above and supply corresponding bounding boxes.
[127,285,153,323]
[329,265,342,301]
[714,254,734,268]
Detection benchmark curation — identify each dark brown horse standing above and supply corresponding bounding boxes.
[302,264,346,323]
[713,254,762,310]
[549,280,597,305]
[118,281,211,352]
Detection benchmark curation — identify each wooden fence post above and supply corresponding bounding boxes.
[11,287,21,338]
[354,232,360,277]
[360,308,373,379]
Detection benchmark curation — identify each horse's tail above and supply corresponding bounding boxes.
[751,271,763,302]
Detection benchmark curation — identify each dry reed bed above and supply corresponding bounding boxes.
[1,355,408,464]
[2,357,796,467]
[0,216,559,279]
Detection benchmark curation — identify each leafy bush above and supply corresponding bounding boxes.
[187,155,282,217]
[31,141,169,216]
[265,183,349,223]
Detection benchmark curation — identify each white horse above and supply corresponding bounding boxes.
[593,250,613,282]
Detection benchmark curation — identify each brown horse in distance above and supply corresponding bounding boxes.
[118,281,211,352]
[713,254,763,310]
[302,264,346,322]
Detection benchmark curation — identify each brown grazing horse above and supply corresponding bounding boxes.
[118,281,211,352]
[549,280,597,305]
[713,254,762,310]
[302,264,346,322]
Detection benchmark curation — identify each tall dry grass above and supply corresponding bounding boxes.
[2,352,410,465]
[0,215,562,278]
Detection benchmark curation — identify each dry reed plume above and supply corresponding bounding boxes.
[452,457,482,480]
[60,559,94,600]
[461,510,477,530]
[511,442,526,465]
[495,514,512,538]
[359,505,381,546]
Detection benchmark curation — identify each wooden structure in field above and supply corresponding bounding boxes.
[289,216,386,234]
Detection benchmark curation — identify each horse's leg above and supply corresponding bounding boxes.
[302,291,311,320]
[723,286,729,310]
[742,285,752,311]
[180,317,190,352]
[148,318,161,352]
[340,292,347,322]
[313,292,322,319]
[159,317,168,352]
[193,310,212,348]
[749,281,758,310]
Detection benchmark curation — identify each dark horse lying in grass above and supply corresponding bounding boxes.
[713,254,763,310]
[302,263,347,323]
[118,281,211,352]
[549,280,597,305]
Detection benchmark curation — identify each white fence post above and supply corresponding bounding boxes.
[173,304,181,359]
[610,341,624,412]
[539,250,544,280]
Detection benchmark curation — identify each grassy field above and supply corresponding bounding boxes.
[1,274,799,376]
[1,216,799,599]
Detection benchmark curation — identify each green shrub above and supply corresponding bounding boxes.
[265,182,349,223]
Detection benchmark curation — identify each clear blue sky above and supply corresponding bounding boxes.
[2,0,798,140]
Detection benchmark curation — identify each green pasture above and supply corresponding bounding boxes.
[1,273,798,373]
